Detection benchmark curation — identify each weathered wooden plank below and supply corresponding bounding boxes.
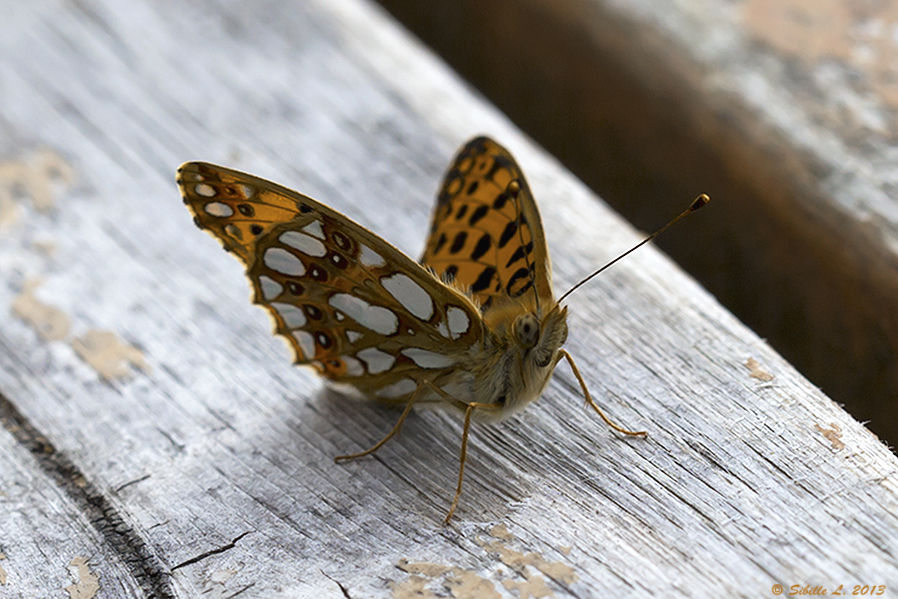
[0,405,145,598]
[0,0,896,598]
[377,0,898,446]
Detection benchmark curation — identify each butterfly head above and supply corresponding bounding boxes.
[512,304,568,364]
[478,299,568,418]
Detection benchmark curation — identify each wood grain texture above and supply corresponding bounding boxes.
[0,0,896,598]
[376,0,898,446]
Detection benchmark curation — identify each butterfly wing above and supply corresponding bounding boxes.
[178,162,484,400]
[420,137,554,310]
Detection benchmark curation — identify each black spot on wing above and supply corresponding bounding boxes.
[450,231,467,254]
[498,221,518,248]
[315,331,333,349]
[468,204,489,226]
[471,233,492,261]
[505,241,534,268]
[507,267,530,291]
[471,267,496,293]
[309,266,328,282]
[433,232,447,255]
[509,278,534,298]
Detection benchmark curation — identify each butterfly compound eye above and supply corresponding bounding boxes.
[513,313,540,349]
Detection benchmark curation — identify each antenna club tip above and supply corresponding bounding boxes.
[690,193,710,211]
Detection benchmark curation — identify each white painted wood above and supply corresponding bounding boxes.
[0,420,144,598]
[0,0,895,598]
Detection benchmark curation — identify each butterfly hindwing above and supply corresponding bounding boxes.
[178,162,484,397]
[421,137,554,310]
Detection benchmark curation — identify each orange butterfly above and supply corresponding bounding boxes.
[178,137,707,522]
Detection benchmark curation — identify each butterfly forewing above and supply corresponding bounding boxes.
[178,162,484,400]
[179,163,313,264]
[421,137,554,310]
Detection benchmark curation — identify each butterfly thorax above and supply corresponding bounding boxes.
[467,300,569,422]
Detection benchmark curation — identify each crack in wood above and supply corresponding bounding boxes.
[221,582,256,598]
[0,391,176,598]
[115,474,151,493]
[170,531,251,572]
[321,570,354,599]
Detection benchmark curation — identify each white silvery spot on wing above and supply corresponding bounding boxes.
[279,231,326,257]
[204,201,233,217]
[301,220,325,239]
[195,183,216,197]
[292,330,316,359]
[359,244,385,267]
[264,248,306,276]
[446,306,470,340]
[341,356,365,376]
[259,276,283,301]
[356,347,395,374]
[270,302,307,329]
[328,294,398,335]
[436,321,450,338]
[380,273,434,321]
[401,348,456,369]
[346,330,363,343]
[375,378,417,398]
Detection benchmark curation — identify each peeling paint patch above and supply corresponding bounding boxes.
[395,560,499,599]
[479,539,577,586]
[0,149,74,225]
[490,523,514,541]
[394,526,577,598]
[446,570,502,598]
[503,575,555,599]
[65,556,99,599]
[12,278,70,341]
[71,330,150,380]
[397,560,451,578]
[745,357,775,381]
[814,422,846,450]
[391,573,440,599]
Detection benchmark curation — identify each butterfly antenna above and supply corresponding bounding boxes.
[557,194,710,304]
[508,179,539,312]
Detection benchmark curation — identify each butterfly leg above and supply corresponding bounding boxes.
[399,383,498,524]
[444,401,479,525]
[558,349,648,437]
[415,384,501,525]
[333,382,428,463]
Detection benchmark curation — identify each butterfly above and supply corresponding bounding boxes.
[178,137,704,523]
